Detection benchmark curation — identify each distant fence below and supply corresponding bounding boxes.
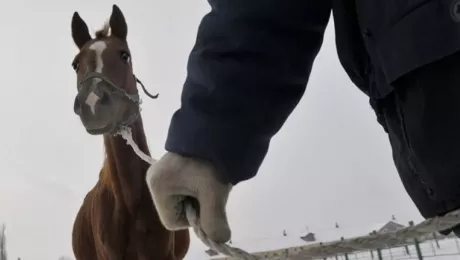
[212,211,460,260]
[321,233,460,260]
[212,232,460,260]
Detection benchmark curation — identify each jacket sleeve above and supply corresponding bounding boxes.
[165,0,332,185]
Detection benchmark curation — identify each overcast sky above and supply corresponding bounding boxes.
[0,0,425,259]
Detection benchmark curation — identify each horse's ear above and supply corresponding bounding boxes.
[71,12,92,49]
[109,5,127,41]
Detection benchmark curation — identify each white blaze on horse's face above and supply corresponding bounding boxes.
[85,40,107,114]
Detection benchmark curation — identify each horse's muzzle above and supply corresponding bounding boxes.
[74,79,120,134]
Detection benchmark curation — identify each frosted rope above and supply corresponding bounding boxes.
[116,127,257,259]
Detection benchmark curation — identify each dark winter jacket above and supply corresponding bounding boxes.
[165,0,460,213]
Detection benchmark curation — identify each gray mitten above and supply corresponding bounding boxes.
[146,152,233,243]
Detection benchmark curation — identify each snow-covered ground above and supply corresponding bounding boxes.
[204,237,460,260]
[200,224,460,260]
[328,237,460,260]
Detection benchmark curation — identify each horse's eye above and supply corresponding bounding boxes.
[72,62,79,72]
[120,51,131,63]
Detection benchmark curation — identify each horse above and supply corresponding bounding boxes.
[69,5,190,260]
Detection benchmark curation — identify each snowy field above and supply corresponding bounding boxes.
[204,232,460,260]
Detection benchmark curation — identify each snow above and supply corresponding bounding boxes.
[195,221,460,260]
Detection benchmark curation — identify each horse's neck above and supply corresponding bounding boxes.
[102,117,150,210]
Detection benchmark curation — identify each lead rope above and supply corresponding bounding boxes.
[116,126,257,260]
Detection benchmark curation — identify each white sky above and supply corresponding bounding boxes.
[0,0,425,259]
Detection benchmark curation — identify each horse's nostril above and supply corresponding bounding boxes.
[74,96,82,115]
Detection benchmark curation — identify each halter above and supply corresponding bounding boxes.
[78,71,159,104]
[77,71,159,129]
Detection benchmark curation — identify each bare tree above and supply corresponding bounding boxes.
[0,223,7,260]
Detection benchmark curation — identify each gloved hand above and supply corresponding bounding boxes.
[145,152,233,243]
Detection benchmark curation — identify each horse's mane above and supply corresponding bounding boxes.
[95,21,110,39]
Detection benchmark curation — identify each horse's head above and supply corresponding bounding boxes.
[71,5,157,135]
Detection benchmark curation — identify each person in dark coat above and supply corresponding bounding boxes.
[146,0,460,243]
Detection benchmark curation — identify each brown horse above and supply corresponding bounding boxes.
[70,5,190,260]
